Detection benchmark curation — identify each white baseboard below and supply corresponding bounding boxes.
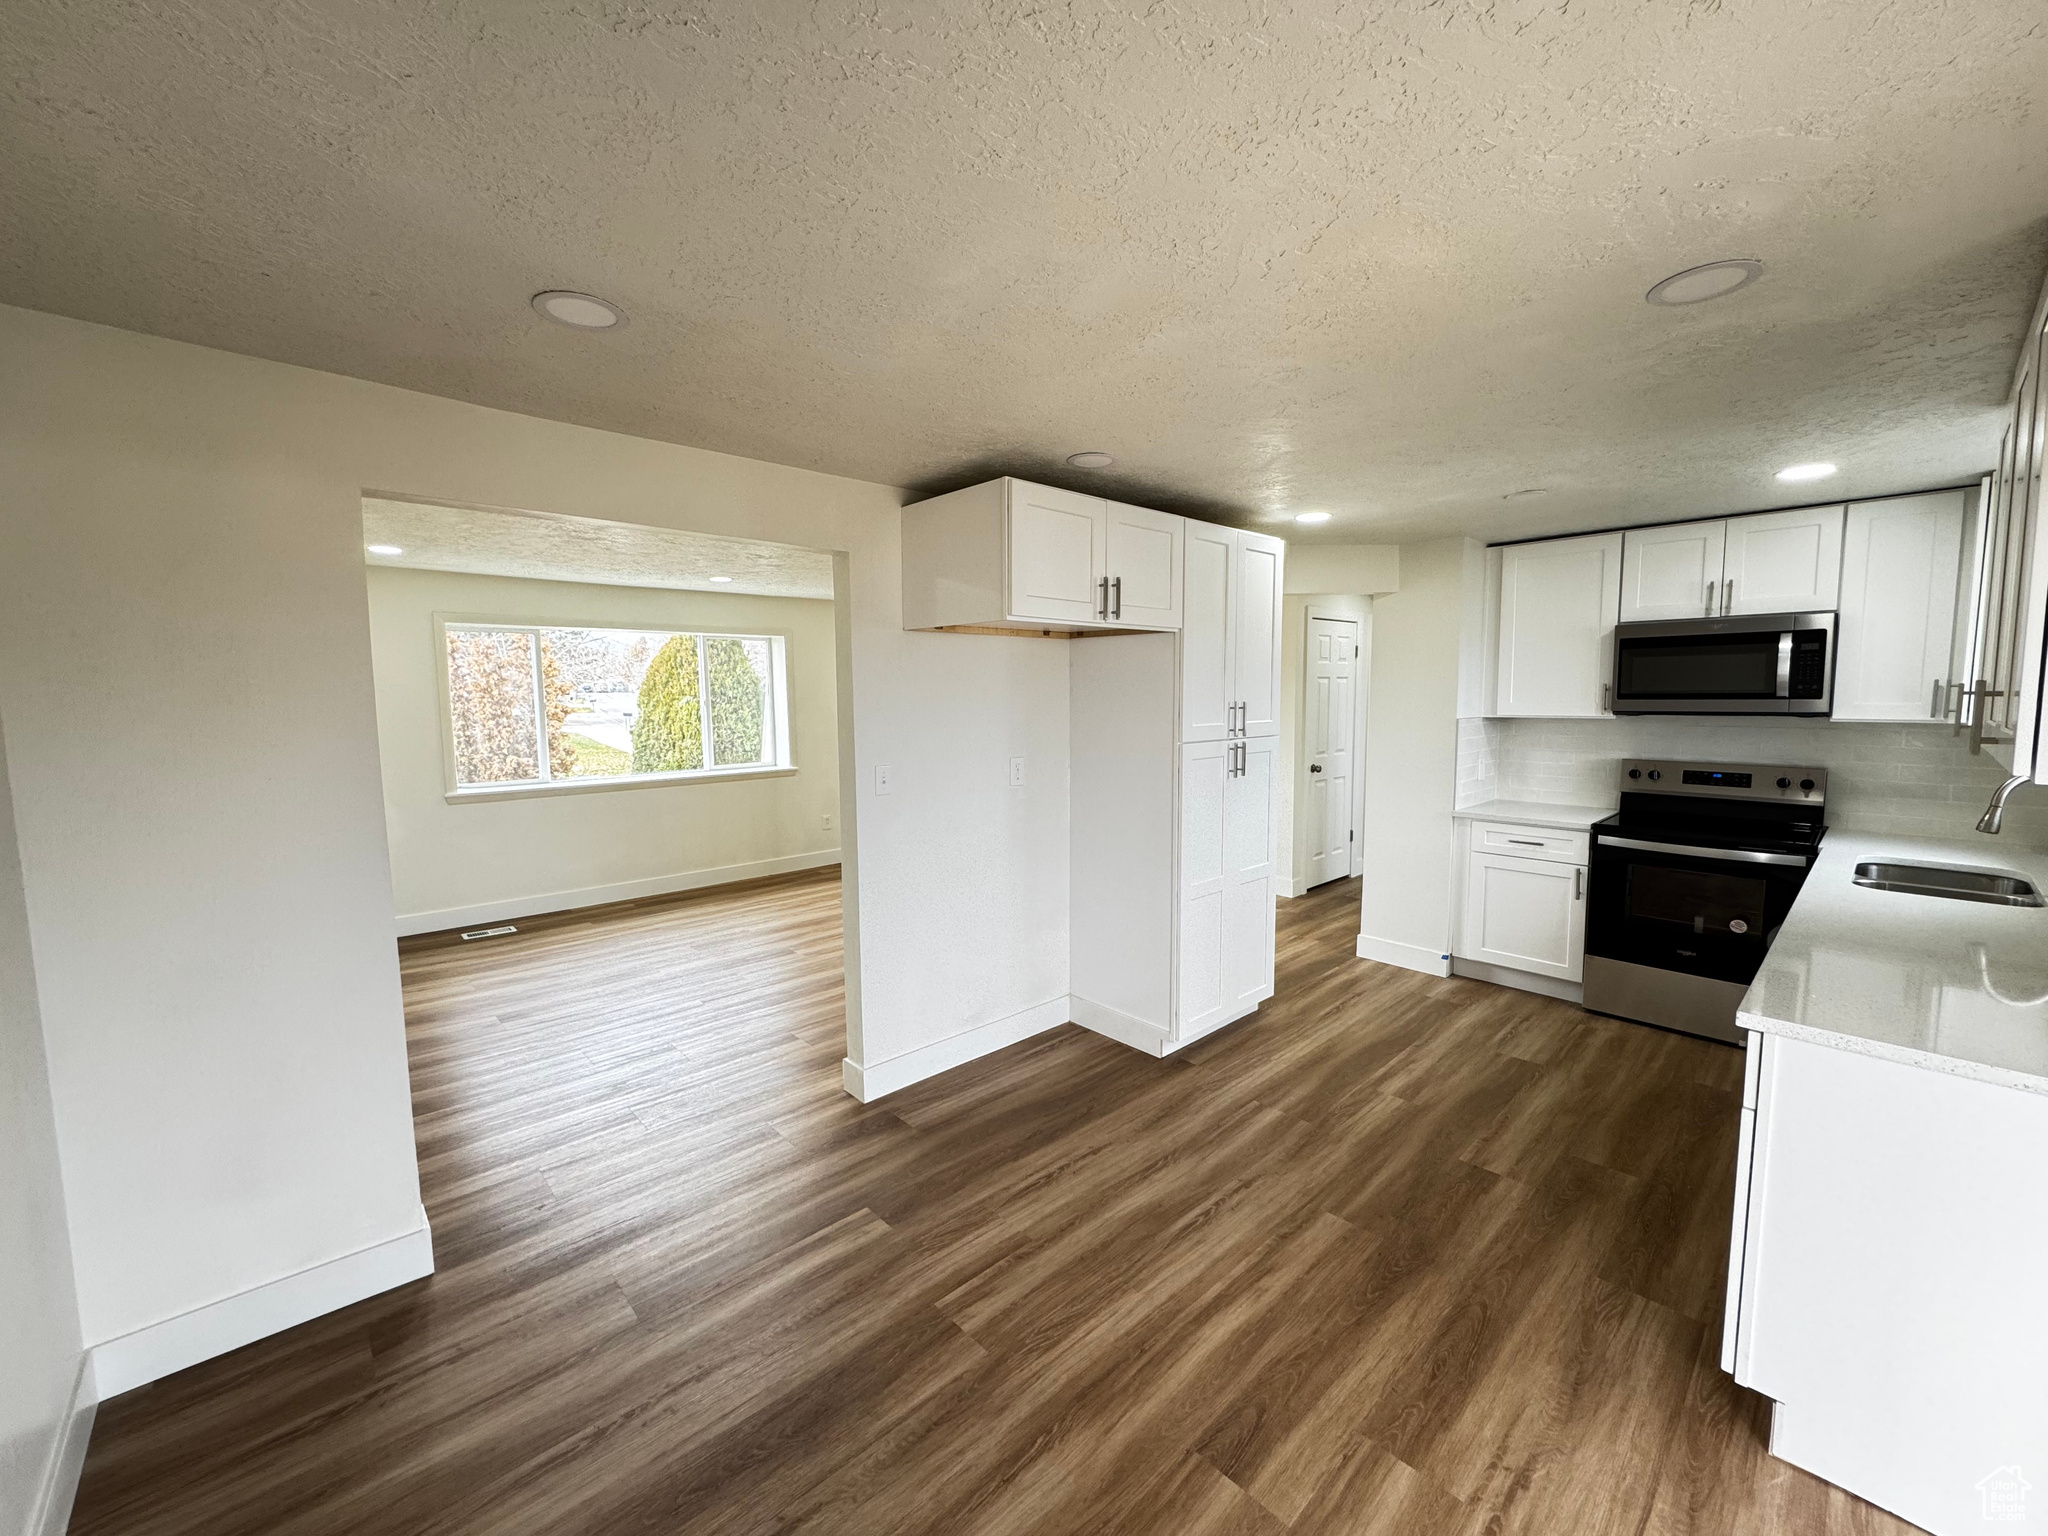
[395,851,841,936]
[842,996,1070,1102]
[1355,932,1453,976]
[1070,995,1172,1057]
[28,1353,96,1536]
[90,1208,435,1398]
[1451,957,1584,1003]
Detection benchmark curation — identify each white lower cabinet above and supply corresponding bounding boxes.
[1724,1032,2048,1536]
[1177,736,1278,1038]
[1458,849,1585,981]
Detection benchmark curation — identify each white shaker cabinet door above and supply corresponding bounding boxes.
[1180,521,1236,742]
[1233,531,1285,738]
[1222,735,1279,1011]
[1176,738,1232,1037]
[1833,493,1965,722]
[1722,504,1844,616]
[1620,519,1725,623]
[1104,501,1184,629]
[1495,532,1623,718]
[1007,481,1106,625]
[1459,851,1584,981]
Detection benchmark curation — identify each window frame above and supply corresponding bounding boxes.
[434,613,796,803]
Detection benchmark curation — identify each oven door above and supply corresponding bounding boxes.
[1585,835,1810,987]
[1612,612,1834,715]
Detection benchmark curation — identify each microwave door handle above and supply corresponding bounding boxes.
[1776,631,1793,698]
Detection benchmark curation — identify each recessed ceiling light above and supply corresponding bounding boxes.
[1066,451,1115,469]
[707,575,733,583]
[1645,259,1763,306]
[1294,511,1332,524]
[531,290,626,330]
[1775,462,1838,483]
[365,544,404,556]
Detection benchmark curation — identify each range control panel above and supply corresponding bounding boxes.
[1619,759,1828,804]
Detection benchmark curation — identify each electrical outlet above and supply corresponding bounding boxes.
[874,765,892,796]
[1009,756,1026,787]
[821,813,833,831]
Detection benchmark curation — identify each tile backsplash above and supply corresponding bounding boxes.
[1461,715,2048,849]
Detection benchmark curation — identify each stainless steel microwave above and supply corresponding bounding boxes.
[1611,612,1836,716]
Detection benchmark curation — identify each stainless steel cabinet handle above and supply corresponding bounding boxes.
[1946,680,1965,722]
[1111,576,1121,620]
[1097,576,1109,619]
[1930,679,1944,719]
[1574,867,1584,901]
[1704,581,1715,616]
[1596,834,1808,867]
[1601,682,1612,714]
[1508,838,1543,846]
[1722,578,1734,615]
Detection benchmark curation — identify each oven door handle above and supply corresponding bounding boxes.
[1596,835,1809,867]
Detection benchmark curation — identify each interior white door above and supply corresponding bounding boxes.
[1722,505,1844,615]
[1459,851,1584,981]
[1303,616,1357,891]
[1007,481,1107,624]
[1494,532,1623,718]
[1223,735,1278,1011]
[1177,738,1231,1037]
[1833,493,1966,722]
[1620,520,1726,623]
[1104,502,1184,629]
[1234,531,1285,737]
[1180,521,1235,742]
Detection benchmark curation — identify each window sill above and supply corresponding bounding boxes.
[446,765,797,804]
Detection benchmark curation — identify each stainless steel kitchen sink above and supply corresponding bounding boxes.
[1852,861,2046,907]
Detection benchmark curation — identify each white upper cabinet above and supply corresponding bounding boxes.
[1179,523,1284,742]
[1833,492,1967,723]
[1723,505,1844,615]
[1104,501,1184,628]
[1009,482,1107,625]
[1495,532,1623,718]
[1233,532,1285,737]
[899,478,1186,634]
[1180,520,1236,741]
[1619,505,1843,623]
[1620,519,1725,622]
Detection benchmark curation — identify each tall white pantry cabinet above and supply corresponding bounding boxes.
[903,478,1285,1056]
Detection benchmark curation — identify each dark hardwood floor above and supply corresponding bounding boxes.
[70,869,1918,1535]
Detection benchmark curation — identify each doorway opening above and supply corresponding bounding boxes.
[1284,597,1371,896]
[358,495,846,939]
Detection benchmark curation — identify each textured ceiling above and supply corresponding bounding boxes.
[5,2,2047,544]
[361,498,836,598]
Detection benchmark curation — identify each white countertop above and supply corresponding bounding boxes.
[1739,830,2048,1096]
[1451,798,1614,832]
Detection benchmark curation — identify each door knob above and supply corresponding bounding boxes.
[1309,763,1323,773]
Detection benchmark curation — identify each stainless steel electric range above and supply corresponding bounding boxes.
[1582,759,1828,1044]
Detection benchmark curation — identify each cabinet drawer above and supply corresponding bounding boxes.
[1471,822,1588,864]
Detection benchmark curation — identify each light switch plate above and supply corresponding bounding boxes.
[874,766,892,795]
[1009,756,1026,787]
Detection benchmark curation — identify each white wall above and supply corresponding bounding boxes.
[1284,544,1400,596]
[1279,594,1371,897]
[1355,538,1483,972]
[366,567,841,933]
[0,716,88,1536]
[0,302,1070,1386]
